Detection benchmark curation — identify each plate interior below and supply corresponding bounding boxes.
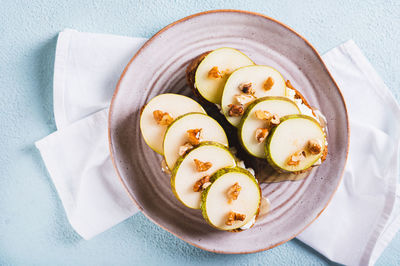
[109,10,349,253]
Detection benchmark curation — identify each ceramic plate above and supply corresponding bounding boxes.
[108,10,349,253]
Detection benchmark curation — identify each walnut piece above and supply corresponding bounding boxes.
[254,110,280,127]
[238,82,255,94]
[307,139,322,155]
[225,211,246,226]
[270,114,280,125]
[263,77,275,91]
[235,94,256,106]
[153,110,173,126]
[194,159,212,172]
[255,128,269,143]
[254,110,272,120]
[178,142,193,156]
[193,175,210,192]
[228,104,244,117]
[227,182,241,203]
[287,150,306,166]
[187,128,202,146]
[208,66,222,79]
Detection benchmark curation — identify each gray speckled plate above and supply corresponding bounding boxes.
[108,10,349,253]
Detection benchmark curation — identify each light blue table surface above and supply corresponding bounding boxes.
[1,0,399,265]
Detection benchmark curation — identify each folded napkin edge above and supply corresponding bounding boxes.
[53,30,72,130]
[334,40,400,266]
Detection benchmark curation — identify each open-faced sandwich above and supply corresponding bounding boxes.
[139,47,327,231]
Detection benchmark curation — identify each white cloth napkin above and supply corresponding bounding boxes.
[297,41,400,265]
[35,29,400,265]
[36,29,146,239]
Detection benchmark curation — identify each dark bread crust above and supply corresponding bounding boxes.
[286,80,315,116]
[286,80,328,163]
[185,51,211,104]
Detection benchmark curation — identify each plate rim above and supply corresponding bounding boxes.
[108,9,350,254]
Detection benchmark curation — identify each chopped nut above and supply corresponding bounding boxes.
[225,211,246,226]
[287,150,306,166]
[255,110,272,120]
[254,110,280,126]
[194,159,212,172]
[187,128,202,146]
[263,77,275,91]
[270,114,280,125]
[178,142,193,156]
[255,128,269,143]
[307,139,322,155]
[228,104,244,117]
[235,94,256,106]
[208,66,222,79]
[227,182,241,203]
[193,175,210,192]
[153,110,174,125]
[238,82,255,94]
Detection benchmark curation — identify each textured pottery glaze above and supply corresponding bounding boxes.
[108,10,349,253]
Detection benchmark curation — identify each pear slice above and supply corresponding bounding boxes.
[238,97,300,159]
[265,114,326,172]
[163,113,228,170]
[221,65,287,127]
[140,93,206,154]
[192,48,254,104]
[201,167,261,230]
[171,142,236,209]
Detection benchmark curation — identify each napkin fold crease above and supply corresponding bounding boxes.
[35,29,400,266]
